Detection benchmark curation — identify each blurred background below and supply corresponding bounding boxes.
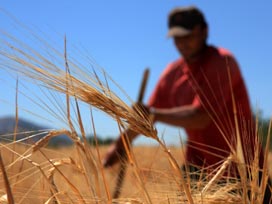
[0,1,271,146]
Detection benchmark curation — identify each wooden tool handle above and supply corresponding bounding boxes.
[137,68,150,103]
[113,68,150,199]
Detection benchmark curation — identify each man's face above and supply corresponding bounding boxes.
[173,25,207,61]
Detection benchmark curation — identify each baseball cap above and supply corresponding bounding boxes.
[167,6,207,37]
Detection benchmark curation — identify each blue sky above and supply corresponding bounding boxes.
[0,1,272,145]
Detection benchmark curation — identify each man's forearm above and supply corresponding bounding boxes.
[151,105,210,129]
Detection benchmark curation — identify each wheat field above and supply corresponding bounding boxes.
[0,143,181,203]
[0,142,271,203]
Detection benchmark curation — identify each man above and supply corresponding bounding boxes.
[103,6,271,203]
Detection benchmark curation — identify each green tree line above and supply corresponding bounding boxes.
[257,115,272,150]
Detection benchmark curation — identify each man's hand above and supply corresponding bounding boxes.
[103,128,139,168]
[132,102,150,118]
[103,137,128,167]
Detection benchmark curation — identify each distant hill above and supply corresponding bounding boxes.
[0,116,114,147]
[0,116,73,146]
[0,116,45,132]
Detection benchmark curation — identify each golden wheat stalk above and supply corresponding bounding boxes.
[38,149,87,204]
[0,151,14,204]
[0,194,8,204]
[1,39,157,141]
[202,154,233,194]
[47,157,83,204]
[32,129,76,152]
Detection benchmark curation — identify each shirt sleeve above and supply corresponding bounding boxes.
[148,81,162,108]
[147,62,175,108]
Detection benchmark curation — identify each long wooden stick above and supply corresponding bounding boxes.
[113,68,150,199]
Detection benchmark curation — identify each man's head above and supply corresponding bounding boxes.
[168,6,207,38]
[168,6,208,62]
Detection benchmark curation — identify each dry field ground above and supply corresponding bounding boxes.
[0,143,271,203]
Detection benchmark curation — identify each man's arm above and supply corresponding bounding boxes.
[151,105,211,129]
[103,104,210,167]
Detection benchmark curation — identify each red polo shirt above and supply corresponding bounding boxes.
[148,46,259,169]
